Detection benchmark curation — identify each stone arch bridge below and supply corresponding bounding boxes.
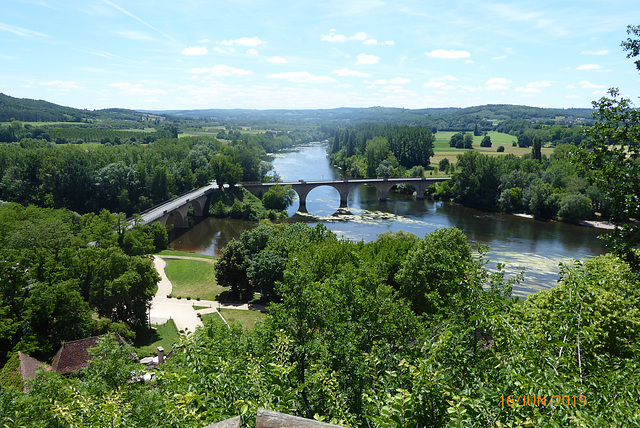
[135,177,450,228]
[241,177,451,211]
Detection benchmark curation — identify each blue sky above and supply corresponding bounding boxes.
[2,0,640,111]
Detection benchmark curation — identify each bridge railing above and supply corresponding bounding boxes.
[127,182,216,223]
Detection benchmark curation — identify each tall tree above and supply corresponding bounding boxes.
[579,26,640,262]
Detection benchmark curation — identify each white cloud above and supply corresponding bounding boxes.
[381,85,413,95]
[267,56,287,64]
[187,65,253,77]
[356,53,379,65]
[425,49,470,59]
[423,75,458,90]
[582,50,609,55]
[485,78,512,90]
[40,80,83,90]
[322,29,347,42]
[383,40,394,45]
[197,38,212,44]
[515,87,540,93]
[220,37,264,46]
[578,80,605,89]
[267,71,336,84]
[182,46,208,56]
[110,82,167,95]
[491,55,507,60]
[332,68,371,77]
[247,48,258,56]
[350,32,368,41]
[389,77,411,85]
[515,80,552,93]
[424,81,455,90]
[363,39,378,45]
[577,64,603,71]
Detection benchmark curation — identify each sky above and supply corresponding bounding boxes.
[2,0,640,111]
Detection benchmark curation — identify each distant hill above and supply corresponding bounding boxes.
[1,92,594,129]
[0,93,156,123]
[149,104,594,130]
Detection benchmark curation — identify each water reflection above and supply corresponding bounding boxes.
[170,143,608,297]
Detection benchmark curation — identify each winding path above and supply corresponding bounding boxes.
[149,255,264,332]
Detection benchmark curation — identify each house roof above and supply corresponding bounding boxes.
[51,336,101,375]
[17,351,49,382]
[50,333,128,375]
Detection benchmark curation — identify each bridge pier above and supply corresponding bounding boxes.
[241,177,450,213]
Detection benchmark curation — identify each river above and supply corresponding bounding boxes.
[169,143,608,297]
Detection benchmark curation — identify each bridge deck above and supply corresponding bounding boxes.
[135,177,451,226]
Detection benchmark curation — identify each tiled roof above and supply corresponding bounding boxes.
[17,351,49,384]
[51,336,101,375]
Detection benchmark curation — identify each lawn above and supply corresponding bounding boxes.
[200,309,267,331]
[163,258,224,301]
[219,309,267,330]
[133,320,180,357]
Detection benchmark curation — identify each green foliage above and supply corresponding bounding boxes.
[1,226,638,427]
[0,203,160,367]
[451,148,598,221]
[480,135,492,147]
[329,123,435,177]
[0,353,23,391]
[395,228,479,316]
[214,238,250,299]
[557,193,592,223]
[262,185,295,211]
[453,151,502,211]
[247,251,285,297]
[579,88,640,260]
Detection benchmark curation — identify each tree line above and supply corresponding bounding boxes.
[0,136,270,216]
[430,144,605,223]
[328,123,435,178]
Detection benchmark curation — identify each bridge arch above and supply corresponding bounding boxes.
[298,185,343,214]
[241,177,449,212]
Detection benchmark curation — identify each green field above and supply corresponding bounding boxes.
[163,258,224,301]
[430,131,554,169]
[133,320,180,357]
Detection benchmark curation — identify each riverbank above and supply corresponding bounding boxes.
[512,212,614,230]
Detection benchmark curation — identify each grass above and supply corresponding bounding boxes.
[200,311,227,327]
[430,131,554,169]
[219,309,267,330]
[201,309,267,330]
[133,320,180,357]
[158,249,216,260]
[163,258,224,301]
